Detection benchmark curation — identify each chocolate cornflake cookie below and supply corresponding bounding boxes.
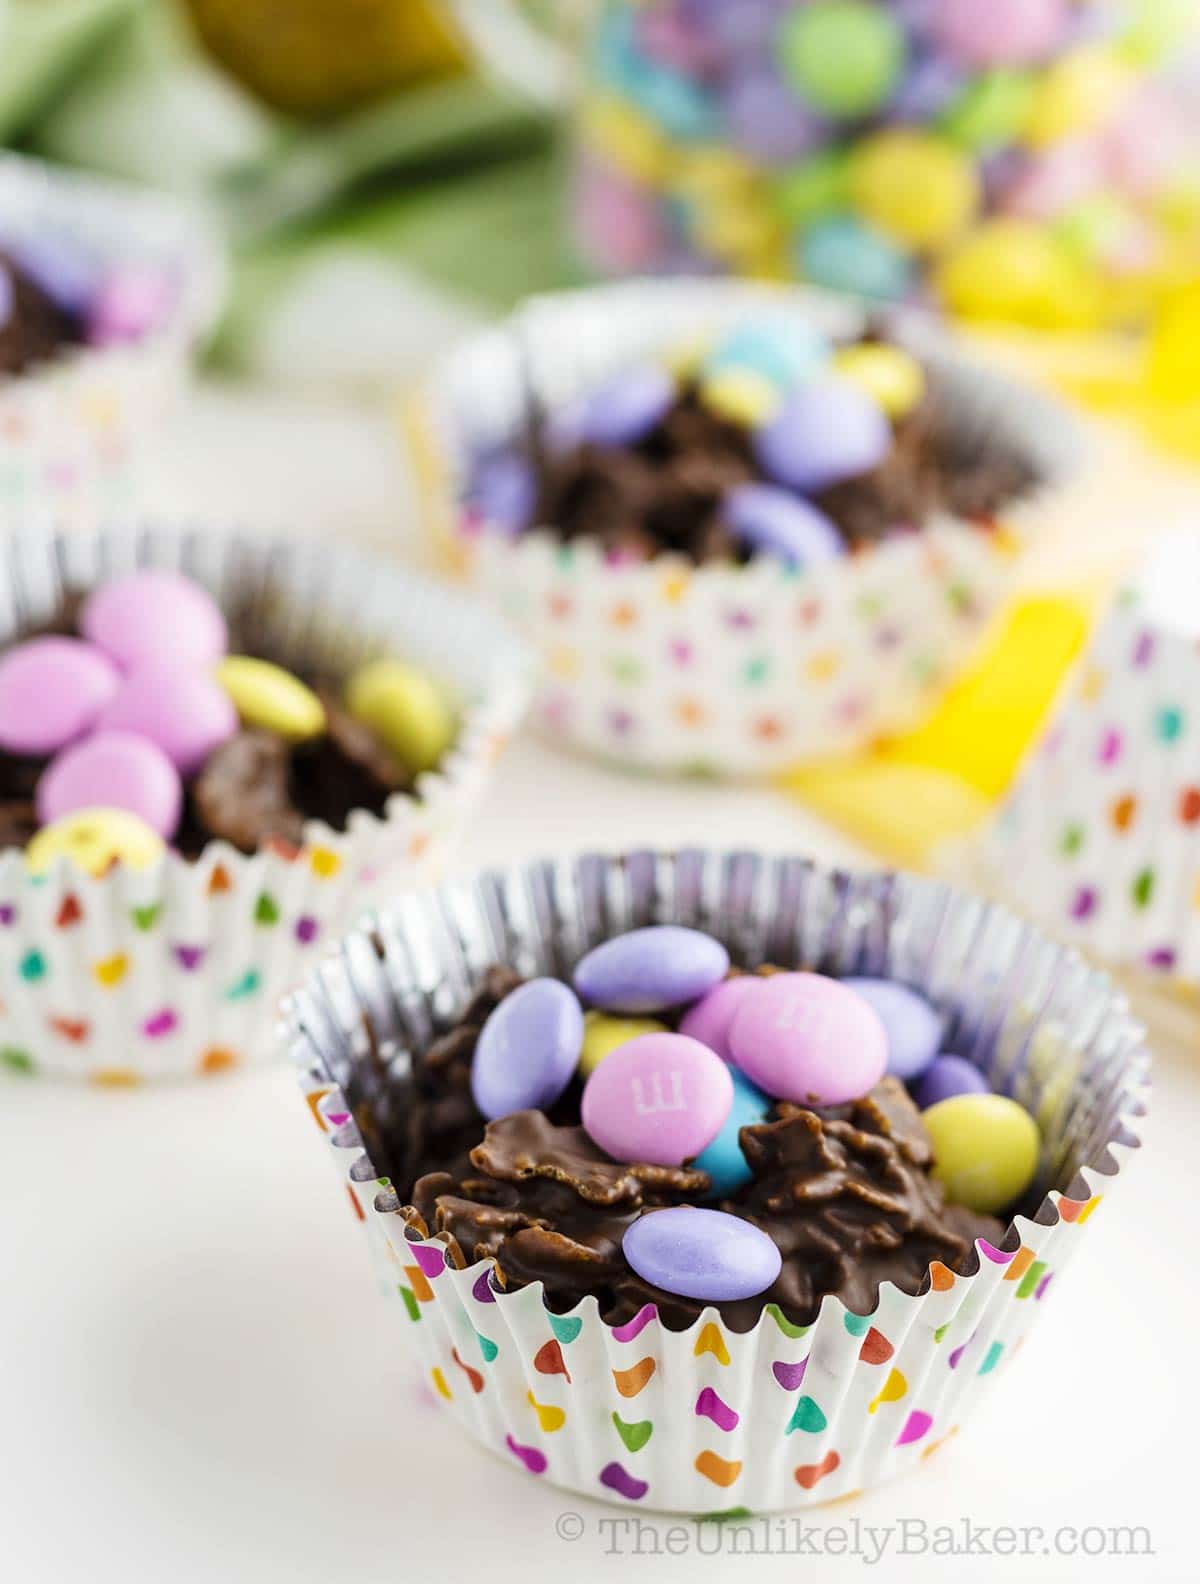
[358,965,1003,1333]
[0,252,85,377]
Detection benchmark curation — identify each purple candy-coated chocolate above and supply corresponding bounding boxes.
[97,666,238,775]
[471,977,584,1121]
[677,975,760,1062]
[5,234,97,316]
[843,977,943,1080]
[728,972,888,1106]
[755,378,892,494]
[912,1053,990,1109]
[891,52,967,121]
[470,451,537,534]
[622,1206,781,1302]
[0,637,119,756]
[574,925,731,1013]
[723,482,845,567]
[0,264,13,329]
[581,1031,733,1167]
[722,63,826,165]
[80,569,228,674]
[579,363,675,448]
[36,730,183,840]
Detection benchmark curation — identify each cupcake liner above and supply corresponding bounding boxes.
[0,155,225,531]
[0,524,534,1081]
[286,849,1147,1513]
[984,530,1200,986]
[415,279,1080,775]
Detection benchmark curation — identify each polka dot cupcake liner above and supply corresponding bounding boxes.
[0,155,224,532]
[0,525,534,1082]
[415,280,1080,775]
[986,529,1200,987]
[286,849,1147,1513]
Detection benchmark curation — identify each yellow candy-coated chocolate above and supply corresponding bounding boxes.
[579,96,673,187]
[937,218,1105,327]
[851,129,979,251]
[27,807,165,878]
[344,658,455,775]
[699,368,780,427]
[923,1094,1040,1215]
[216,657,326,743]
[834,343,926,418]
[580,1011,670,1079]
[1147,286,1200,401]
[1023,48,1134,149]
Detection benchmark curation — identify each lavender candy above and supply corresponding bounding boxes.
[579,363,675,448]
[469,451,537,535]
[755,376,892,493]
[724,482,844,567]
[721,62,826,165]
[574,925,730,1014]
[471,978,585,1121]
[623,1206,782,1302]
[911,1053,990,1109]
[4,234,97,317]
[843,977,943,1080]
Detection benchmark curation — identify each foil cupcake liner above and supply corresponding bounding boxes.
[0,154,225,531]
[286,849,1147,1513]
[983,529,1200,987]
[0,524,534,1081]
[413,279,1081,775]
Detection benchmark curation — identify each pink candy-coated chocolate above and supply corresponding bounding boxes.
[677,976,760,1062]
[80,569,228,673]
[728,972,888,1106]
[97,665,238,775]
[0,637,119,756]
[581,1032,733,1167]
[36,730,183,839]
[929,0,1068,69]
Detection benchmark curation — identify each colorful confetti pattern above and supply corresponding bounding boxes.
[303,1073,1120,1513]
[988,591,1200,982]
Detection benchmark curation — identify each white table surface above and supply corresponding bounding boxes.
[2,386,1192,1584]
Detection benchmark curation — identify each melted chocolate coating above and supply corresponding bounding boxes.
[0,253,85,377]
[370,966,1004,1333]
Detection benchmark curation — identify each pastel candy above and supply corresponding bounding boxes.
[851,129,980,250]
[699,368,779,427]
[579,363,675,447]
[703,318,829,390]
[216,657,326,744]
[923,1093,1040,1214]
[912,1054,990,1109]
[80,569,227,673]
[581,1032,733,1167]
[798,215,914,300]
[755,378,891,493]
[26,807,165,878]
[470,451,536,535]
[574,926,731,1013]
[580,1011,669,1078]
[7,235,97,315]
[622,1207,781,1302]
[471,978,584,1121]
[0,637,119,755]
[728,972,888,1105]
[778,1,906,120]
[833,343,926,419]
[36,731,182,840]
[693,1066,771,1198]
[98,666,238,775]
[87,267,174,346]
[929,0,1068,69]
[677,975,760,1062]
[344,658,455,775]
[843,978,942,1080]
[723,483,844,567]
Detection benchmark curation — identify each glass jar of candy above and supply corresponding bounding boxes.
[565,0,1200,328]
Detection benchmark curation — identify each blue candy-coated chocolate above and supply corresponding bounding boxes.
[580,363,675,447]
[844,977,943,1080]
[911,1053,990,1109]
[724,482,844,567]
[471,978,584,1120]
[796,215,915,300]
[469,451,536,534]
[622,1206,782,1302]
[693,1065,772,1198]
[754,376,891,493]
[6,234,97,316]
[703,318,830,389]
[574,925,730,1014]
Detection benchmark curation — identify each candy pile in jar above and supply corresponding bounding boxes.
[0,569,457,874]
[0,229,179,377]
[372,925,1042,1328]
[573,0,1200,328]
